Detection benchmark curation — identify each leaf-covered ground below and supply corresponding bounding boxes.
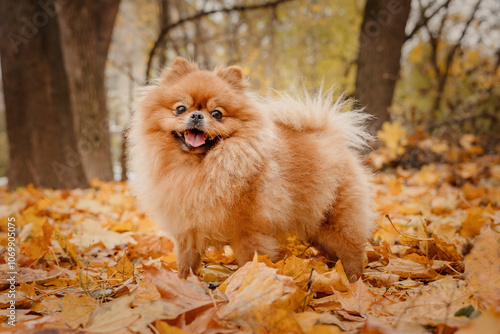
[0,135,499,333]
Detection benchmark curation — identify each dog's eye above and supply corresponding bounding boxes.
[211,110,222,121]
[175,105,187,115]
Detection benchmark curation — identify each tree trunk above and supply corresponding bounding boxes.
[57,0,120,182]
[0,1,88,189]
[157,0,171,70]
[354,0,411,135]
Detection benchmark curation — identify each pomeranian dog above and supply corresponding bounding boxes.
[128,57,374,282]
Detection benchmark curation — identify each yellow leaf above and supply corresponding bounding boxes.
[155,320,192,334]
[464,227,500,311]
[462,183,486,201]
[20,220,53,260]
[455,310,500,334]
[460,206,494,238]
[159,252,178,270]
[377,121,407,159]
[218,255,306,330]
[19,281,36,300]
[109,220,133,232]
[54,225,79,266]
[60,294,96,329]
[107,256,135,282]
[132,277,161,307]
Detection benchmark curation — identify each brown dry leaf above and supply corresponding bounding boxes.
[294,312,343,334]
[462,183,486,201]
[20,220,54,260]
[132,277,161,306]
[0,265,48,288]
[155,320,192,334]
[274,255,336,293]
[402,253,430,265]
[332,279,380,317]
[460,206,494,238]
[0,290,29,308]
[84,293,182,333]
[159,252,178,270]
[31,295,62,314]
[275,255,310,280]
[130,234,174,258]
[181,307,237,334]
[383,276,475,325]
[309,261,350,294]
[217,255,306,332]
[83,293,140,332]
[427,233,463,262]
[19,313,68,331]
[59,293,96,329]
[199,264,235,283]
[364,272,400,288]
[107,255,135,282]
[383,256,438,280]
[70,218,137,250]
[310,279,390,320]
[54,225,79,265]
[144,261,218,313]
[19,281,37,300]
[128,299,186,333]
[464,226,500,311]
[360,319,404,334]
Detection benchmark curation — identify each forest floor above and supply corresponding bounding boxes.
[0,131,499,334]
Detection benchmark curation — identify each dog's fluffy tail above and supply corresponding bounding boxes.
[264,88,373,151]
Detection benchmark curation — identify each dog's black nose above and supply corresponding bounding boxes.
[190,112,204,120]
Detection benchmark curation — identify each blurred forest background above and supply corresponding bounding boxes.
[0,0,499,189]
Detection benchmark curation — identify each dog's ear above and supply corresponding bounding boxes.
[216,66,249,91]
[161,57,198,83]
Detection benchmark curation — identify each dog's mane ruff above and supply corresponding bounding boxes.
[263,87,373,152]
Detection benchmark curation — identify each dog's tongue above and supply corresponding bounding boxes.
[186,130,205,147]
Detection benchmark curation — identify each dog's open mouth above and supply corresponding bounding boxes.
[173,129,220,152]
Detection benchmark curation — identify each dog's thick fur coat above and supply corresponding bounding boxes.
[128,58,375,281]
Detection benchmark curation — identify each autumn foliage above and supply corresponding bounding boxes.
[0,126,499,333]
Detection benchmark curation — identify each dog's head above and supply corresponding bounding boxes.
[140,57,260,155]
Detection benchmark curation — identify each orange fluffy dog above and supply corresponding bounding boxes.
[128,57,375,282]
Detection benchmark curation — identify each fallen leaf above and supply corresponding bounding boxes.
[361,318,404,334]
[70,218,137,250]
[20,281,37,300]
[460,207,494,238]
[155,320,192,334]
[130,234,174,258]
[132,277,161,306]
[85,293,183,333]
[464,227,500,311]
[455,310,500,334]
[107,255,135,282]
[383,256,438,280]
[144,261,218,313]
[59,293,96,329]
[218,255,306,331]
[332,279,380,316]
[20,220,54,260]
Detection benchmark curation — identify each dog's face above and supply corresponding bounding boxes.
[142,57,257,155]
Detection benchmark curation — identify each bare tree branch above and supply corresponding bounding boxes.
[442,0,482,79]
[144,0,294,81]
[425,0,483,116]
[406,0,451,41]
